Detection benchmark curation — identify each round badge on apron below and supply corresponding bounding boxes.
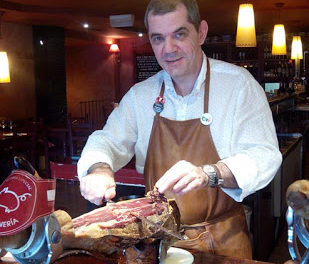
[200,113,213,126]
[153,102,164,113]
[153,96,165,113]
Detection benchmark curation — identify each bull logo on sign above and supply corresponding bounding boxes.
[0,187,31,213]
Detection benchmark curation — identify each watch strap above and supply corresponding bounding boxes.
[201,164,223,187]
[212,164,224,186]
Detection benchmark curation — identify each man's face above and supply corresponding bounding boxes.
[148,4,207,81]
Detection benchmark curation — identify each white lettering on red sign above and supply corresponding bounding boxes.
[0,218,19,227]
[20,178,32,191]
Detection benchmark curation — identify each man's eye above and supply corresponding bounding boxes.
[152,36,163,44]
[175,32,185,40]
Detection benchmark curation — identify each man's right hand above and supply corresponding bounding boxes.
[79,163,116,205]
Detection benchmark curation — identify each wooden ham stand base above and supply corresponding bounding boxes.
[54,242,159,264]
[1,250,278,264]
[51,248,276,264]
[54,254,122,264]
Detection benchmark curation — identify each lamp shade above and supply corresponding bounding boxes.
[236,3,257,47]
[291,36,303,60]
[272,24,287,55]
[0,51,10,83]
[109,44,120,53]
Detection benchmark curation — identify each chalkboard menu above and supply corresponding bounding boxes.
[135,54,161,82]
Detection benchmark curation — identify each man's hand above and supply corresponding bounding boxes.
[155,160,208,195]
[79,163,116,205]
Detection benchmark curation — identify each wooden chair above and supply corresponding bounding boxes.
[43,126,70,178]
[67,117,93,158]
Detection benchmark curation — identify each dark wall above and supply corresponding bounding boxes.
[0,22,36,121]
[65,44,115,118]
[33,26,67,125]
[65,37,152,119]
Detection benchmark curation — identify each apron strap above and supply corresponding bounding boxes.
[155,82,165,117]
[204,58,210,113]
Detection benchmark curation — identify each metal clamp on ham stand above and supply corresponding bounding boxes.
[7,214,61,264]
[286,206,309,264]
[286,180,309,264]
[0,157,60,264]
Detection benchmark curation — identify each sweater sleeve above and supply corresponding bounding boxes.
[77,89,138,179]
[219,77,282,202]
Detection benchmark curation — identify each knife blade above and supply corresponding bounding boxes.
[133,214,185,240]
[105,199,116,207]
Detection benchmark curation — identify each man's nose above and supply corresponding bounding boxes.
[163,37,176,54]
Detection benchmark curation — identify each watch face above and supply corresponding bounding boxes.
[202,165,218,187]
[203,165,216,174]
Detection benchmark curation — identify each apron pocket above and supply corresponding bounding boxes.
[173,229,215,253]
[173,207,252,259]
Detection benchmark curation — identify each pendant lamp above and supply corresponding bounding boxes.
[236,3,256,47]
[272,24,286,55]
[272,3,286,55]
[291,36,303,78]
[0,51,10,83]
[291,36,303,60]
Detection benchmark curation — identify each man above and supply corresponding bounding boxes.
[78,0,282,259]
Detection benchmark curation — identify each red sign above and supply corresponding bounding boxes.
[0,170,56,236]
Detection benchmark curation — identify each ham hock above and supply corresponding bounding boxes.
[55,191,180,259]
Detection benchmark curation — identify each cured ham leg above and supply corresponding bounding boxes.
[55,195,179,255]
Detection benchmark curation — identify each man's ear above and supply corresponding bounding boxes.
[199,20,208,45]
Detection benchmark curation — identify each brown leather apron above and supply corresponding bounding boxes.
[144,59,252,259]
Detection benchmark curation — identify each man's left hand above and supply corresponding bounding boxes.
[155,160,208,195]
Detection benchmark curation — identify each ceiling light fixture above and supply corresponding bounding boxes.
[291,36,303,78]
[272,3,286,55]
[272,24,286,55]
[236,3,257,47]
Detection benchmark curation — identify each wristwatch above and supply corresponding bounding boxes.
[201,164,223,187]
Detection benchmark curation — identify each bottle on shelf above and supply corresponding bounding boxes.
[277,82,286,95]
[287,79,295,94]
[277,61,282,77]
[281,62,286,77]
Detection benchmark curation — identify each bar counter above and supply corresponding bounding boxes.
[267,90,307,105]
